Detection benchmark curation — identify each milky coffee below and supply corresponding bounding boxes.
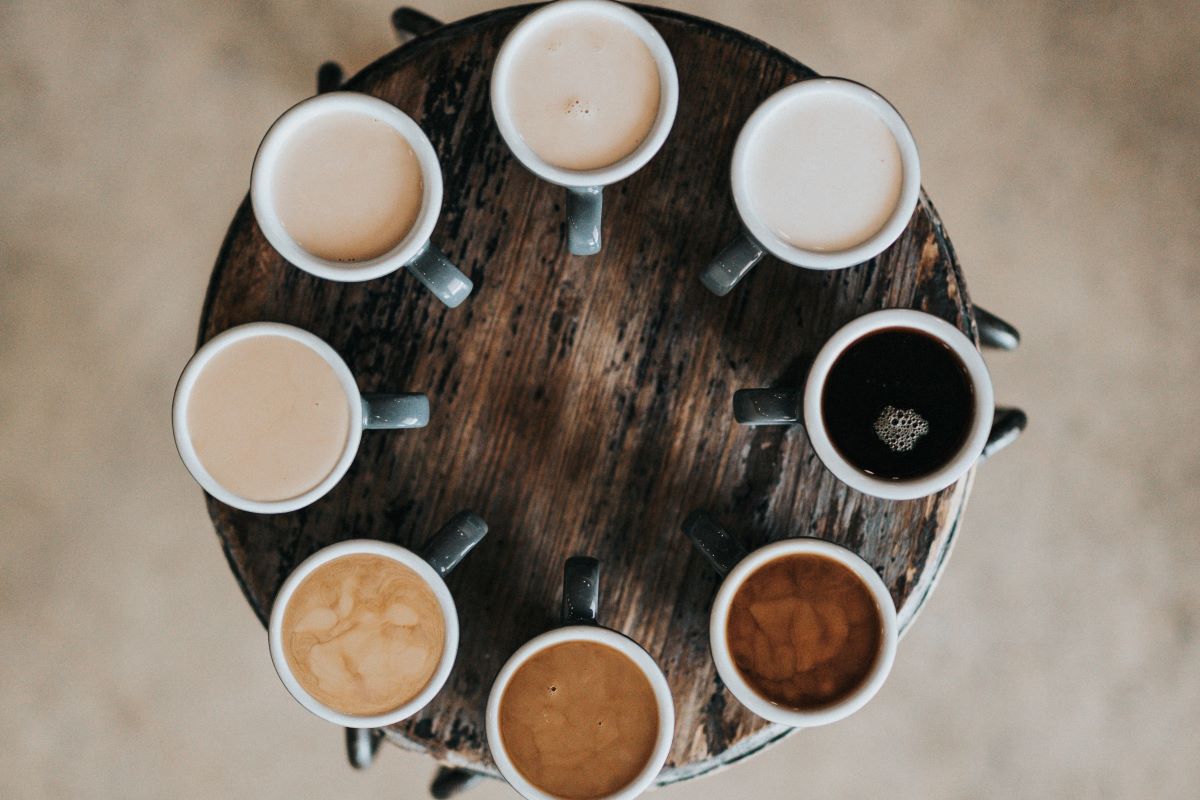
[744,89,903,252]
[505,11,661,171]
[272,110,424,262]
[499,641,659,798]
[726,553,883,710]
[281,553,446,717]
[186,334,350,503]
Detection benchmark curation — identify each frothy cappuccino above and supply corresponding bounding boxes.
[282,553,446,717]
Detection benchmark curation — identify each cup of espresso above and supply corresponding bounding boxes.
[700,78,921,296]
[486,557,675,800]
[251,91,473,307]
[681,511,898,727]
[172,322,430,514]
[734,309,995,500]
[491,0,679,256]
[268,511,488,726]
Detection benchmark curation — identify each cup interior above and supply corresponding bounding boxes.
[490,0,679,188]
[802,308,995,500]
[171,322,364,514]
[267,539,460,728]
[250,91,443,282]
[709,538,899,728]
[486,625,675,800]
[731,78,921,270]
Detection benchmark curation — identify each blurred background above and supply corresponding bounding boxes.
[2,0,1197,797]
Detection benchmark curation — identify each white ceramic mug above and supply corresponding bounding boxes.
[734,309,995,500]
[486,557,675,800]
[251,91,473,307]
[268,512,487,727]
[701,78,921,295]
[681,512,898,727]
[172,322,429,514]
[491,0,679,255]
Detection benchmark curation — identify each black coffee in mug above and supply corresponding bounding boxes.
[821,327,974,480]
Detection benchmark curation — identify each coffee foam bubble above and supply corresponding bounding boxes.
[873,405,929,453]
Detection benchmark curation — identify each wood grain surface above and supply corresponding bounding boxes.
[198,4,981,783]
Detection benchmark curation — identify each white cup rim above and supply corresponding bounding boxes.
[171,322,363,514]
[731,77,921,270]
[490,0,679,188]
[709,538,899,728]
[803,309,995,500]
[485,625,675,800]
[267,539,461,727]
[250,91,443,282]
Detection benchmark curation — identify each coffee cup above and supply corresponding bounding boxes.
[733,309,996,500]
[251,91,473,307]
[491,0,678,255]
[486,557,675,800]
[681,511,898,727]
[700,78,921,295]
[267,511,488,727]
[172,322,429,514]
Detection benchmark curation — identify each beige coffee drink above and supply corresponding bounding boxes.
[272,110,424,262]
[282,553,446,717]
[744,90,903,252]
[185,334,350,502]
[505,11,661,171]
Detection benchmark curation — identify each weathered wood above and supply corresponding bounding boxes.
[199,4,980,784]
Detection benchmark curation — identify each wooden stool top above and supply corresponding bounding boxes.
[200,4,981,784]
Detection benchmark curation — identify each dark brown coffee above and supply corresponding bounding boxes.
[499,641,659,799]
[821,327,974,480]
[726,553,883,710]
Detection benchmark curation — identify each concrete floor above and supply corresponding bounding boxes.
[2,1,1197,797]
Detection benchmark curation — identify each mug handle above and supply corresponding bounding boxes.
[700,229,766,297]
[420,511,489,578]
[405,243,473,308]
[361,393,429,430]
[562,556,600,625]
[681,511,748,577]
[566,187,603,256]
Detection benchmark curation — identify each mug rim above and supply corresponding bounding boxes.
[250,91,443,282]
[171,322,363,514]
[490,0,679,188]
[485,625,676,800]
[709,538,899,728]
[730,77,921,270]
[802,308,995,500]
[267,539,461,728]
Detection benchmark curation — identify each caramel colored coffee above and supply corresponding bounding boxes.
[506,12,661,171]
[726,553,883,710]
[186,334,350,502]
[282,553,446,717]
[272,110,424,262]
[499,641,659,799]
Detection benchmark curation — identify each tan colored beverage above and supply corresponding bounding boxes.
[281,553,446,717]
[498,641,659,799]
[726,553,883,710]
[505,11,661,171]
[186,334,350,502]
[272,110,424,262]
[744,91,902,252]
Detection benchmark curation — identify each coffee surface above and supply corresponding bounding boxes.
[744,90,902,251]
[506,12,661,171]
[821,327,974,480]
[726,553,882,710]
[272,110,423,262]
[186,334,350,502]
[282,553,445,717]
[499,641,660,799]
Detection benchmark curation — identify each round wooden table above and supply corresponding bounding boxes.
[198,4,1022,792]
